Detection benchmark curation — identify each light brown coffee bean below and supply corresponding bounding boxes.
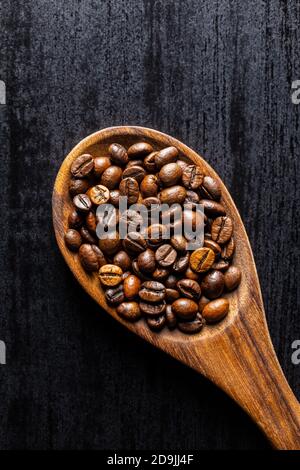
[190,247,215,272]
[64,229,82,251]
[159,163,182,187]
[109,189,120,207]
[108,143,128,166]
[199,176,221,201]
[93,156,111,177]
[117,302,141,322]
[87,185,110,205]
[119,177,139,204]
[170,235,187,252]
[140,174,159,197]
[99,264,123,287]
[123,274,141,299]
[100,166,123,189]
[202,298,229,323]
[155,244,177,267]
[200,199,226,218]
[182,165,203,189]
[122,165,146,183]
[71,154,94,178]
[221,237,235,260]
[224,266,241,291]
[171,298,198,320]
[155,146,179,168]
[128,142,153,157]
[211,216,233,244]
[144,152,158,172]
[159,185,187,205]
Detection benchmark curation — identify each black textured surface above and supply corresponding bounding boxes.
[0,0,299,450]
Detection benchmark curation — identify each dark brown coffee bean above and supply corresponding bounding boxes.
[199,176,221,201]
[139,281,165,302]
[86,211,97,233]
[108,143,129,166]
[159,185,186,205]
[69,178,90,197]
[165,288,180,302]
[132,260,152,281]
[144,151,158,172]
[155,244,177,267]
[202,298,229,323]
[182,165,203,189]
[123,274,141,299]
[190,247,215,272]
[113,250,132,272]
[123,232,147,254]
[198,295,210,313]
[178,313,204,334]
[122,165,146,183]
[117,302,141,321]
[68,209,84,229]
[140,174,159,197]
[165,274,179,288]
[98,231,121,255]
[93,156,111,177]
[105,285,125,305]
[221,237,235,260]
[170,235,187,252]
[200,199,226,217]
[165,305,177,330]
[184,267,200,281]
[80,226,97,244]
[79,244,104,272]
[137,248,156,273]
[147,224,168,247]
[212,260,230,271]
[99,264,123,287]
[146,315,166,331]
[201,270,224,299]
[171,298,198,320]
[128,142,153,157]
[173,253,190,273]
[155,146,178,168]
[159,163,182,187]
[87,185,110,205]
[204,238,221,255]
[64,229,82,251]
[211,216,233,244]
[224,266,241,291]
[126,159,144,168]
[109,189,120,207]
[139,300,166,316]
[152,267,170,281]
[177,279,201,300]
[73,194,92,213]
[100,166,123,189]
[71,154,94,178]
[119,177,139,204]
[184,190,200,209]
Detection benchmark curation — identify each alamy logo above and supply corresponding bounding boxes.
[0,340,6,365]
[0,80,6,105]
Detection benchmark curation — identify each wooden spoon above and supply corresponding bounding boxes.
[52,126,300,449]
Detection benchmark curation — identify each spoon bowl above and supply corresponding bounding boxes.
[53,126,300,449]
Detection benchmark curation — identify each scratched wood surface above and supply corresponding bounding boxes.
[0,0,299,450]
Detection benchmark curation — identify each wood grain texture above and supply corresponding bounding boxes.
[0,0,299,450]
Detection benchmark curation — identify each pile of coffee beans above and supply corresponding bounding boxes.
[64,141,241,334]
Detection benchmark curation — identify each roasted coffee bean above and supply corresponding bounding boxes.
[119,209,144,233]
[79,244,105,272]
[119,177,139,204]
[165,288,180,302]
[211,216,233,244]
[80,226,97,244]
[98,231,121,255]
[139,281,165,302]
[143,196,160,209]
[123,232,147,254]
[109,189,120,207]
[71,154,94,178]
[190,247,215,273]
[113,250,132,272]
[68,209,84,229]
[126,159,144,168]
[100,166,123,189]
[105,285,125,305]
[170,235,187,252]
[184,190,200,209]
[139,300,166,316]
[147,224,168,246]
[202,298,229,323]
[123,274,141,299]
[140,174,159,197]
[155,244,177,267]
[87,184,110,205]
[159,163,182,187]
[183,209,203,231]
[198,295,210,313]
[155,146,178,168]
[221,237,235,260]
[182,165,203,189]
[201,270,224,299]
[122,165,146,183]
[200,199,226,217]
[97,205,118,228]
[173,253,190,273]
[132,260,152,281]
[86,211,97,233]
[64,229,82,251]
[99,264,123,287]
[212,260,229,271]
[144,152,158,172]
[108,143,128,166]
[178,313,204,334]
[146,315,166,331]
[93,156,111,177]
[69,178,90,197]
[176,159,189,171]
[152,267,170,281]
[203,238,221,255]
[162,205,182,231]
[73,193,92,212]
[177,279,201,300]
[137,248,156,273]
[171,298,198,320]
[165,305,177,330]
[117,302,141,321]
[128,142,153,157]
[165,274,179,288]
[199,176,221,201]
[159,185,186,205]
[184,267,200,281]
[224,266,241,291]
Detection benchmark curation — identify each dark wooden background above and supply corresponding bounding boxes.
[0,0,299,450]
